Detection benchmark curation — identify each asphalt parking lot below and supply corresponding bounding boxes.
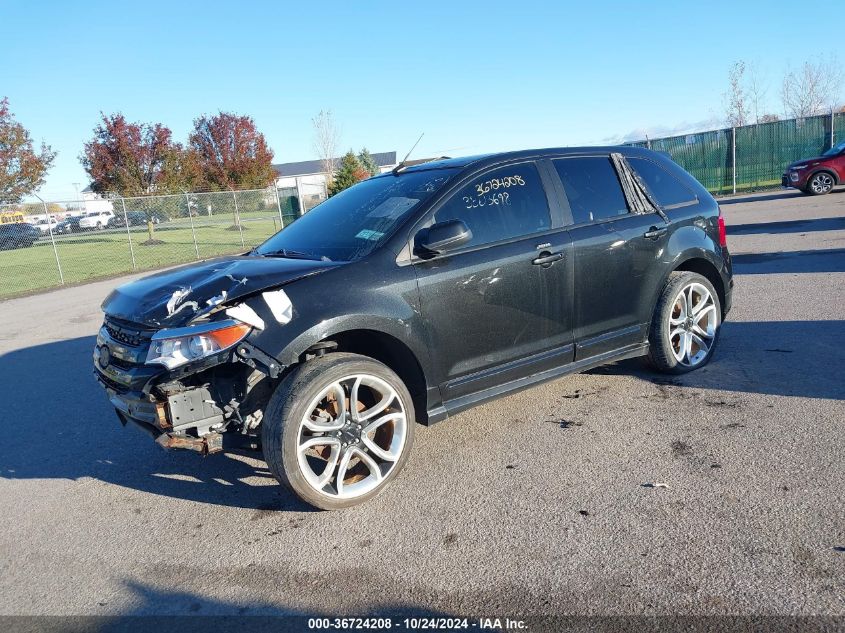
[0,188,843,620]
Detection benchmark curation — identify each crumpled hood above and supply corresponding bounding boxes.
[102,255,341,328]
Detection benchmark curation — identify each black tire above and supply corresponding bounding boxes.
[262,352,416,510]
[646,271,721,374]
[807,171,836,196]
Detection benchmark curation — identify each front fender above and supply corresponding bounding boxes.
[238,258,432,378]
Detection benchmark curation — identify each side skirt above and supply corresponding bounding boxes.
[425,342,649,425]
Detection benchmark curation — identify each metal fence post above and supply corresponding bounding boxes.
[831,107,836,149]
[34,193,64,285]
[273,183,284,226]
[731,126,737,195]
[121,198,137,270]
[185,192,200,259]
[295,177,306,216]
[232,189,245,248]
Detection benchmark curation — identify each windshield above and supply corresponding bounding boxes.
[254,169,458,261]
[823,140,845,157]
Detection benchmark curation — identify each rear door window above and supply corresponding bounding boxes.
[433,162,551,248]
[552,157,629,224]
[628,157,697,208]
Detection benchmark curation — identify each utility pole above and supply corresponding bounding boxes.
[72,182,82,215]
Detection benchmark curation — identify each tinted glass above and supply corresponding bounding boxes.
[628,157,696,207]
[823,139,845,156]
[433,162,550,247]
[255,169,457,261]
[553,157,629,224]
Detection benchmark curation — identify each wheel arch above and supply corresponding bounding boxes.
[809,168,840,185]
[300,329,431,425]
[671,256,726,317]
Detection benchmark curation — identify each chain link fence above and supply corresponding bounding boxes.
[0,185,302,299]
[626,110,844,196]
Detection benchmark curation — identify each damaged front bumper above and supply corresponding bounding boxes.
[94,316,272,455]
[100,381,233,455]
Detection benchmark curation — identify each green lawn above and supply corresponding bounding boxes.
[0,216,283,299]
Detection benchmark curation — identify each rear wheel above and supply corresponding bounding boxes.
[808,171,835,195]
[262,352,415,510]
[647,272,721,374]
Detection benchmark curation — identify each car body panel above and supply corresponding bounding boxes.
[101,255,342,328]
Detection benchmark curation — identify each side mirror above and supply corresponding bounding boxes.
[415,220,472,255]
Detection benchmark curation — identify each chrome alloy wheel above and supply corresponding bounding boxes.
[810,172,834,194]
[668,282,719,367]
[296,374,408,500]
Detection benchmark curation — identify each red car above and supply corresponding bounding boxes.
[783,139,845,195]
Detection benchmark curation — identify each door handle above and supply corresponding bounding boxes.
[532,251,564,266]
[644,226,668,240]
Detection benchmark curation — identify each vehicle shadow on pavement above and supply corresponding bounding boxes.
[88,580,460,623]
[731,248,845,274]
[727,217,845,236]
[717,189,845,205]
[589,320,845,401]
[0,335,313,511]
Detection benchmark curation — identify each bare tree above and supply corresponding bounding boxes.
[723,61,749,127]
[746,62,770,123]
[781,56,844,118]
[312,110,340,183]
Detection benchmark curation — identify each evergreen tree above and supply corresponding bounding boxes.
[357,147,379,176]
[329,150,369,196]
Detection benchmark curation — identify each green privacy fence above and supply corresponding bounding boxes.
[626,111,843,196]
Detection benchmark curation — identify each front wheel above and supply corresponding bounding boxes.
[262,353,416,510]
[808,172,835,195]
[647,272,721,374]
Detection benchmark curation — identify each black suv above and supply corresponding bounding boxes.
[95,147,733,510]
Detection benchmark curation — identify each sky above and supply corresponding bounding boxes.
[2,0,842,201]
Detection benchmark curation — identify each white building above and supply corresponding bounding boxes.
[77,187,115,214]
[273,151,397,211]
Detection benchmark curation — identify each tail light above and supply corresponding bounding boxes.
[717,207,727,248]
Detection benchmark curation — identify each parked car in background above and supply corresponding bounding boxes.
[783,140,845,195]
[0,223,41,249]
[55,216,81,234]
[78,210,115,230]
[32,217,59,234]
[95,146,733,510]
[108,211,151,228]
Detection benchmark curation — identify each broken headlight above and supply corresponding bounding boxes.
[146,320,251,369]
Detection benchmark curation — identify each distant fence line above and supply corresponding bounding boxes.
[0,185,312,299]
[625,110,844,196]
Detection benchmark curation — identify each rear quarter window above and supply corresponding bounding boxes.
[628,157,697,208]
[552,157,629,224]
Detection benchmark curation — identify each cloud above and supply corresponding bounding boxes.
[600,116,724,144]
